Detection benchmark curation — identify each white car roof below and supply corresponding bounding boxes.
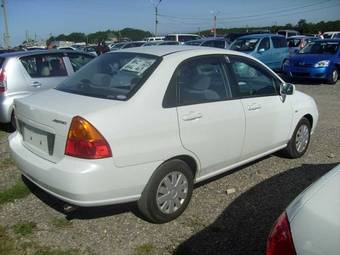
[111,45,247,58]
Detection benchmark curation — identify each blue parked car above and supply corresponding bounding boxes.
[282,39,340,84]
[229,34,288,70]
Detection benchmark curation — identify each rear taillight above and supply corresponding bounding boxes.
[65,116,112,159]
[0,68,7,93]
[266,212,296,255]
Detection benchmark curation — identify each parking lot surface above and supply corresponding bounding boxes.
[0,81,339,255]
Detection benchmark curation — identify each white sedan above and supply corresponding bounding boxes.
[267,164,340,255]
[9,46,318,223]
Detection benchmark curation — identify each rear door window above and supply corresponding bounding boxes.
[68,53,94,72]
[20,54,68,78]
[176,56,231,106]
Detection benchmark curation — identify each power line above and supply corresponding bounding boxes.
[158,0,334,22]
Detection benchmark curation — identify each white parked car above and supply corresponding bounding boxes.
[9,46,318,223]
[266,164,340,255]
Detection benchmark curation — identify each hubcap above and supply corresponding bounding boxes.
[332,70,338,82]
[295,124,310,153]
[156,171,188,214]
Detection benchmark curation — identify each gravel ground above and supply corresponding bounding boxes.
[0,81,339,255]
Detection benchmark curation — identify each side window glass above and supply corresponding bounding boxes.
[68,53,94,72]
[21,55,67,78]
[177,57,231,106]
[230,57,278,97]
[272,37,287,48]
[258,37,270,51]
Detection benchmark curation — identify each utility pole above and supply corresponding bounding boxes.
[1,0,10,48]
[211,10,220,38]
[213,15,217,38]
[151,0,162,36]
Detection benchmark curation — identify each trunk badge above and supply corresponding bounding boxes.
[53,119,67,125]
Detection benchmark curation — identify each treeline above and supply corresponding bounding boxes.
[46,19,340,45]
[46,28,153,45]
[201,19,340,36]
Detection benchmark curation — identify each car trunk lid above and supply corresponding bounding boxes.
[14,89,121,163]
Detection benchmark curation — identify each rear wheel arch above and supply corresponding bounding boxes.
[162,154,199,180]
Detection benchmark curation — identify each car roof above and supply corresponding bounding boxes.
[111,45,252,58]
[166,33,200,36]
[287,35,311,39]
[277,29,299,32]
[238,33,285,39]
[313,39,340,43]
[187,37,226,43]
[0,49,92,59]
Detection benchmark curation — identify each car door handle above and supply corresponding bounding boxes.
[182,112,203,121]
[248,103,261,111]
[31,82,42,88]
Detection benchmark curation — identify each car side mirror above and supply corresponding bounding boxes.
[258,48,265,53]
[280,83,295,102]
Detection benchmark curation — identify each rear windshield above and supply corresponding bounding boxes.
[299,41,339,55]
[57,52,161,100]
[230,38,260,52]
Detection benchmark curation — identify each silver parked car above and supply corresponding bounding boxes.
[0,50,94,126]
[267,164,340,255]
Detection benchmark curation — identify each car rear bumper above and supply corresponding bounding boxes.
[9,132,161,206]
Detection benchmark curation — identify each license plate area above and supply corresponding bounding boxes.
[20,122,55,156]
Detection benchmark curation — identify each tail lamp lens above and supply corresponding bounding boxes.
[0,68,7,93]
[266,212,296,255]
[65,116,112,159]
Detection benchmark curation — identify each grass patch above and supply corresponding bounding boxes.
[0,225,16,255]
[0,157,15,169]
[0,131,7,141]
[51,217,73,229]
[134,243,154,255]
[33,247,80,255]
[13,221,37,236]
[0,180,30,205]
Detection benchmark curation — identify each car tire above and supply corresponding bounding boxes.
[328,68,338,84]
[283,117,311,158]
[137,159,194,223]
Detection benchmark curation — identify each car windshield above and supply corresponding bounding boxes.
[287,38,302,47]
[56,52,161,100]
[230,38,260,52]
[299,41,339,54]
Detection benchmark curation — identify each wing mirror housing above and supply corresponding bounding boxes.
[280,83,295,102]
[258,48,265,53]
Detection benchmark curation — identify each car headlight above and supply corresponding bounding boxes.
[314,60,330,68]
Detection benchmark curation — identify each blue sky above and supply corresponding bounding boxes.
[4,0,340,46]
